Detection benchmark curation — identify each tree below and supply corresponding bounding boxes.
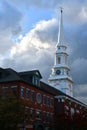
[0,89,24,130]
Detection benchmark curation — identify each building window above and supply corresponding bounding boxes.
[1,86,9,100]
[35,77,39,86]
[11,86,17,96]
[50,98,54,107]
[58,47,60,49]
[36,110,41,119]
[71,108,75,117]
[36,93,42,104]
[30,109,34,121]
[67,71,69,75]
[61,98,65,102]
[76,109,80,114]
[25,107,29,121]
[65,105,69,111]
[2,86,9,93]
[43,112,47,122]
[20,104,24,111]
[47,113,50,123]
[50,113,53,123]
[65,55,67,64]
[26,89,30,99]
[47,97,50,107]
[32,76,40,86]
[31,91,35,101]
[62,69,64,75]
[43,95,47,105]
[58,57,61,64]
[20,87,24,98]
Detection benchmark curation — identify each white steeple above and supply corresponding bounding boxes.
[48,8,73,97]
[57,8,64,46]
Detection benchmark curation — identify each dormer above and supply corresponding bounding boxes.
[19,70,42,87]
[32,71,42,86]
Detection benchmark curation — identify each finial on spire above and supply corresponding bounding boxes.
[60,7,63,13]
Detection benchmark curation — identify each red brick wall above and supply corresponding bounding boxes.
[0,81,55,130]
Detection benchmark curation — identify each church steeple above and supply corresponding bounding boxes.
[48,9,73,97]
[57,8,64,47]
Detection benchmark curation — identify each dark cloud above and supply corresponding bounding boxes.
[74,84,87,104]
[64,23,87,85]
[71,59,87,84]
[0,1,22,33]
[68,23,87,60]
[0,1,22,55]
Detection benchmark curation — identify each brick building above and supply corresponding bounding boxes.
[0,67,87,130]
[55,95,87,130]
[0,68,56,130]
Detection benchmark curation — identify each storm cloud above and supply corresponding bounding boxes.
[0,0,22,55]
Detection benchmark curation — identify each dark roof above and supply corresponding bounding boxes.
[40,81,64,96]
[19,70,42,78]
[0,67,42,83]
[18,70,42,85]
[0,68,21,82]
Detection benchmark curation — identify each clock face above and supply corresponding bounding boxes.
[56,70,61,75]
[36,93,42,103]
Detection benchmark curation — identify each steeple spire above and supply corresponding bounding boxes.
[48,8,73,97]
[57,8,64,47]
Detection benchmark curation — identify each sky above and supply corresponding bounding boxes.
[0,0,87,104]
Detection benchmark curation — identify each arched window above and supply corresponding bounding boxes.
[58,57,61,64]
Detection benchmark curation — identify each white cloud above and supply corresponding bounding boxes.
[1,18,55,79]
[10,18,56,58]
[79,7,87,22]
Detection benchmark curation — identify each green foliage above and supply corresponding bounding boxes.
[0,92,24,130]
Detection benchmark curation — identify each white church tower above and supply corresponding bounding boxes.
[48,9,73,97]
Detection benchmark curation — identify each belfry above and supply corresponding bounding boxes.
[48,9,73,97]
